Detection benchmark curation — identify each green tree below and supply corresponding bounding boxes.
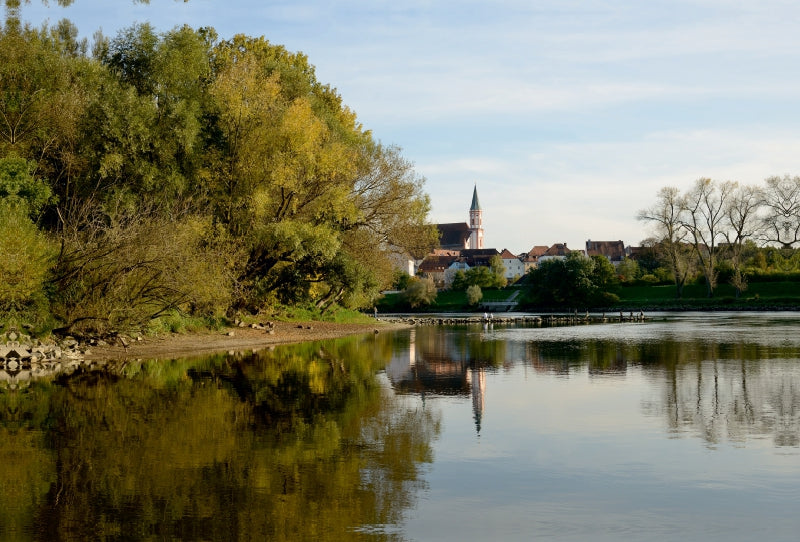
[488,254,507,288]
[616,257,639,283]
[402,277,437,308]
[527,253,597,309]
[466,284,482,306]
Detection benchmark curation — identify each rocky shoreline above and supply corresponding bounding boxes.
[377,311,648,326]
[0,329,111,389]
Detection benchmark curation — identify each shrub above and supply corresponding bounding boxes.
[466,284,483,306]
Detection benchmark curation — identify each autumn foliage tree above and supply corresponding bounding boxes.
[0,18,436,333]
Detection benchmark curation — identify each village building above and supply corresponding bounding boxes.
[585,240,626,265]
[417,254,459,288]
[468,184,484,250]
[537,242,573,263]
[436,222,472,251]
[522,245,549,272]
[499,248,525,280]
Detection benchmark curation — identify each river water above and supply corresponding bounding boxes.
[2,312,800,540]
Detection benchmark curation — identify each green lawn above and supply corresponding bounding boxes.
[377,286,521,312]
[615,281,800,308]
[378,281,800,313]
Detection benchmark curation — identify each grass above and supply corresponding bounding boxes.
[378,281,800,313]
[377,286,522,312]
[613,281,800,309]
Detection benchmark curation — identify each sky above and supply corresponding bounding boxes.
[19,0,800,254]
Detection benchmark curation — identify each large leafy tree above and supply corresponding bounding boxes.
[207,35,434,310]
[527,252,599,309]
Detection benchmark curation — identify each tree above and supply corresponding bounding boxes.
[488,254,507,288]
[759,174,800,249]
[637,186,694,298]
[401,277,436,308]
[616,257,639,283]
[526,253,597,309]
[0,154,54,323]
[466,284,482,306]
[723,183,762,297]
[681,178,734,297]
[590,254,618,292]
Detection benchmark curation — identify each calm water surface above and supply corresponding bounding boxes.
[2,312,800,540]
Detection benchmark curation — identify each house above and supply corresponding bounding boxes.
[418,254,459,288]
[522,245,549,272]
[458,248,500,268]
[538,243,573,263]
[499,248,525,281]
[585,240,626,265]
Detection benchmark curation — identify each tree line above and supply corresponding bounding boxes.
[637,176,800,298]
[522,176,800,309]
[0,12,436,333]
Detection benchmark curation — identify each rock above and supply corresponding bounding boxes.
[226,331,235,337]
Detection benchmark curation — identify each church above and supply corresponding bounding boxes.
[417,185,511,287]
[435,185,484,251]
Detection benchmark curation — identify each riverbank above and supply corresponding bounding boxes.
[84,320,410,361]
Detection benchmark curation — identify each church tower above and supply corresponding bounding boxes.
[469,184,484,249]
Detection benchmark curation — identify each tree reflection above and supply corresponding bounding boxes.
[386,323,800,448]
[0,334,439,540]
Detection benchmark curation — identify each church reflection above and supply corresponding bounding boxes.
[384,325,514,435]
[384,324,800,447]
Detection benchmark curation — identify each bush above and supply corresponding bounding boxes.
[466,284,483,306]
[402,277,437,308]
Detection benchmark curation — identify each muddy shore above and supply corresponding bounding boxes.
[83,320,410,361]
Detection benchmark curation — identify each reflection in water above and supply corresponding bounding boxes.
[385,316,800,448]
[645,358,800,447]
[4,313,800,540]
[0,334,439,541]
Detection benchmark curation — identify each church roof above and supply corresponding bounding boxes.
[470,185,481,211]
[436,222,471,250]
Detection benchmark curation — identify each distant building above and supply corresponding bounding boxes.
[585,240,626,265]
[522,245,549,272]
[468,184,484,250]
[435,184,485,251]
[499,248,525,280]
[538,243,573,263]
[437,222,472,251]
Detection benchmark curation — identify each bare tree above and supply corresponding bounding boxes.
[758,175,800,249]
[637,186,693,298]
[723,183,763,297]
[681,178,735,297]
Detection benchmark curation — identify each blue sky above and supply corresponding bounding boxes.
[20,0,800,254]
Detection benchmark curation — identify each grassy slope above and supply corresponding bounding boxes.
[614,281,800,309]
[378,282,800,312]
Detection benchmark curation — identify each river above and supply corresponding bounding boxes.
[2,312,800,540]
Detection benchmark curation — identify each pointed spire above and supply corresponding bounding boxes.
[470,184,481,211]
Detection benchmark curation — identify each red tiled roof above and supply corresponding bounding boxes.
[418,254,458,273]
[523,245,549,261]
[543,243,570,257]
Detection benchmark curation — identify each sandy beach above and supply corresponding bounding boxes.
[83,320,410,361]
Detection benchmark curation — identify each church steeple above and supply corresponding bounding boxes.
[470,184,481,211]
[469,184,484,249]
